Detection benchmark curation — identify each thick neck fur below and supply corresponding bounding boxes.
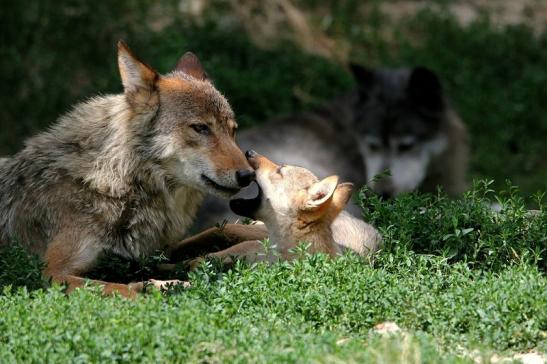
[35,94,168,197]
[0,93,206,257]
[421,108,469,196]
[270,217,338,259]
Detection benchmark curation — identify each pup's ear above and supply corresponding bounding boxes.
[174,52,208,80]
[300,175,339,221]
[117,41,159,111]
[329,182,354,219]
[407,66,444,113]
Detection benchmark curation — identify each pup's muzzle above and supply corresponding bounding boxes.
[245,149,277,172]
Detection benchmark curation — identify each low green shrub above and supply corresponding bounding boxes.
[359,180,546,271]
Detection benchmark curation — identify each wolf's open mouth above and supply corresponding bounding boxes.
[201,174,240,195]
[230,181,262,218]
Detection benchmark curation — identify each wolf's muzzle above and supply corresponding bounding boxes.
[236,169,255,187]
[230,181,262,218]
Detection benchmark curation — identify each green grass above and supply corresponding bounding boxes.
[1,257,545,363]
[1,183,545,362]
[359,180,547,271]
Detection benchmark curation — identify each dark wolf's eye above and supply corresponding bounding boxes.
[398,142,415,153]
[367,141,381,152]
[191,124,210,135]
[369,144,380,152]
[364,137,382,152]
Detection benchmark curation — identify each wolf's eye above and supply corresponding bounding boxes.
[398,142,415,153]
[364,137,382,152]
[368,142,381,152]
[191,124,210,135]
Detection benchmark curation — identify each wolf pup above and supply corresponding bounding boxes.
[194,64,469,229]
[189,150,381,266]
[0,41,257,297]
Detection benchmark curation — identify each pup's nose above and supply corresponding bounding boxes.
[236,169,256,187]
[245,150,257,160]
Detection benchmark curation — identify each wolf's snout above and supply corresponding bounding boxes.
[236,169,255,187]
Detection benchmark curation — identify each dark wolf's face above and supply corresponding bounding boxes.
[117,42,254,198]
[350,65,449,198]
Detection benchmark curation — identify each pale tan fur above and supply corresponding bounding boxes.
[189,153,381,267]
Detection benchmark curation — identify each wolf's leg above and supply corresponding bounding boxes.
[43,230,144,298]
[187,240,271,269]
[169,223,268,261]
[53,275,145,298]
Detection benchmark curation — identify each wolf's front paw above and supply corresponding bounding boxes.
[147,279,190,291]
[185,257,206,271]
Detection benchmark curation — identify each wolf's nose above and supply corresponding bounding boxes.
[236,169,255,187]
[245,150,257,160]
[379,192,392,200]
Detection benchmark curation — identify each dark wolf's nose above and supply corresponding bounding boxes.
[236,169,255,187]
[245,150,258,160]
[379,192,392,200]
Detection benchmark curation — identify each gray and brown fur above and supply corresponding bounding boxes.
[0,41,257,296]
[195,65,469,229]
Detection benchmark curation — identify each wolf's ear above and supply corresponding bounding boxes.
[350,63,375,86]
[117,41,158,94]
[407,67,444,112]
[300,175,339,221]
[174,52,208,80]
[350,63,375,102]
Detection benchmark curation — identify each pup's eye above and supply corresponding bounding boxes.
[191,124,210,135]
[276,166,284,176]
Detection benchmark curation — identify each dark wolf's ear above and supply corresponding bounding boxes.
[349,63,375,102]
[407,67,444,112]
[117,41,159,110]
[174,52,208,81]
[350,63,375,87]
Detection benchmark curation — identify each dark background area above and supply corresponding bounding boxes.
[1,0,546,195]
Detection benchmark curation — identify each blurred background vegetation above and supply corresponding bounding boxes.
[1,0,546,196]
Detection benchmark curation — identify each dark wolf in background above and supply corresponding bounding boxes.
[196,65,469,229]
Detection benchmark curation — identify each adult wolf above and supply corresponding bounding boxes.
[195,65,469,229]
[0,41,260,297]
